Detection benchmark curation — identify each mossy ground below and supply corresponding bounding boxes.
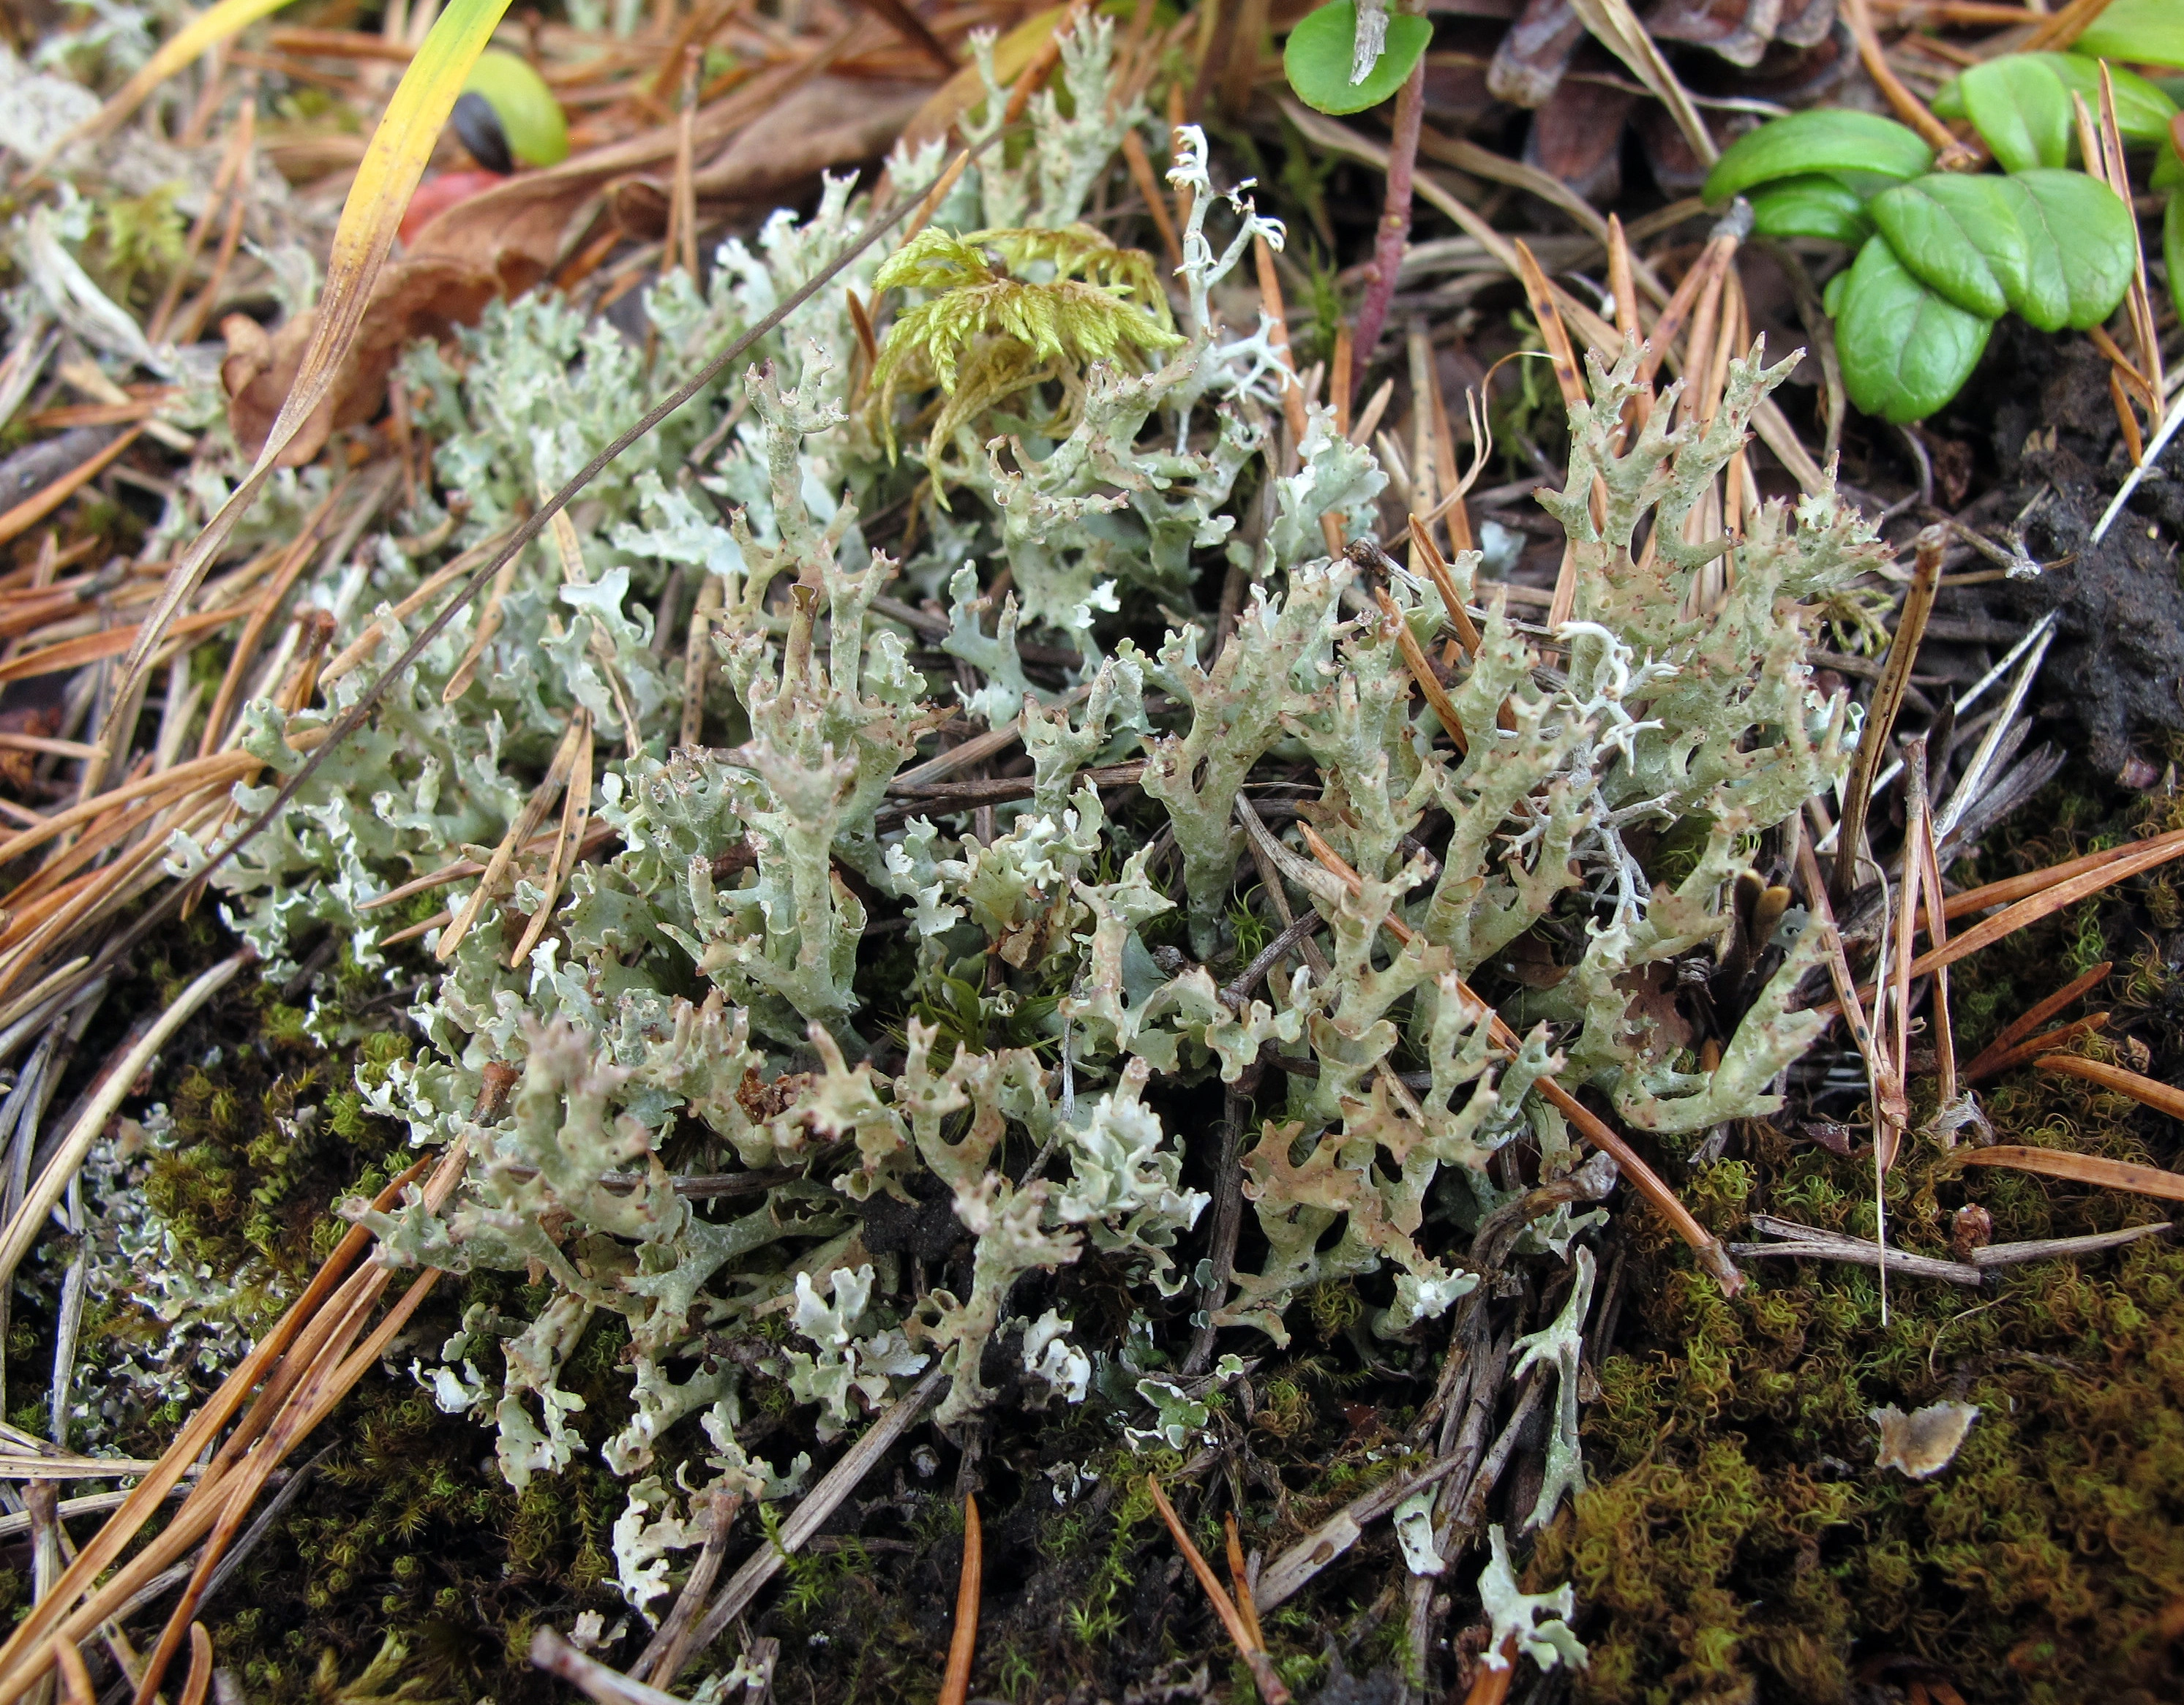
[7,770,2184,1704]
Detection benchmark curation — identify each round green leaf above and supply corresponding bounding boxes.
[1747,175,1873,245]
[1822,265,1850,318]
[1703,110,1933,206]
[1835,236,1993,424]
[2074,0,2184,70]
[1960,55,2072,173]
[462,47,568,168]
[2038,53,2177,145]
[1869,173,2027,319]
[1994,168,2136,331]
[1283,1,1432,115]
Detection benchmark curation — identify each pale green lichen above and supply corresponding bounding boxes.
[150,18,1883,1634]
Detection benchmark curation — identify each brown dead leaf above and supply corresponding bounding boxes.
[220,255,498,464]
[1872,1400,1978,1480]
[402,36,862,301]
[607,77,934,239]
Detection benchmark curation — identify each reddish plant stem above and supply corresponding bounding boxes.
[1348,50,1426,404]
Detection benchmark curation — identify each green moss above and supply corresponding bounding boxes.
[1534,781,2184,1702]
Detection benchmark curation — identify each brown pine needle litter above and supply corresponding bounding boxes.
[11,0,2184,1696]
[1146,1477,1291,1705]
[938,1495,982,1705]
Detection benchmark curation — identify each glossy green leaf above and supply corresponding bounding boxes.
[1836,238,1993,424]
[463,46,567,167]
[1960,55,2072,172]
[1703,110,1932,205]
[1822,265,1850,318]
[2038,53,2177,144]
[1747,175,1873,245]
[1283,1,1432,115]
[1995,168,2136,331]
[2166,190,2184,324]
[1869,173,2027,318]
[2074,0,2184,69]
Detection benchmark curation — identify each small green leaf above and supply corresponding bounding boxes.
[1283,1,1432,115]
[1747,175,1873,245]
[1703,110,1933,205]
[1869,173,2027,318]
[1959,56,2072,172]
[2156,125,2183,189]
[1822,266,1850,318]
[464,47,567,167]
[1834,236,1993,424]
[1931,78,1966,121]
[2074,0,2184,70]
[2039,53,2177,144]
[1995,168,2136,331]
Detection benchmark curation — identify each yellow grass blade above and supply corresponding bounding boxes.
[91,0,514,797]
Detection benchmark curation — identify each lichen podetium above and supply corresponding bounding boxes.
[67,12,1904,1686]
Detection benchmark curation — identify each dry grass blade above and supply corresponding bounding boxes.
[2035,1054,2184,1121]
[1913,779,1956,1109]
[55,137,1004,1040]
[438,710,590,962]
[1565,0,1716,165]
[1119,129,1183,268]
[1375,587,1468,754]
[1831,525,1943,908]
[0,1151,434,1698]
[1464,1635,1522,1705]
[1958,1145,2184,1202]
[1145,1477,1291,1704]
[441,548,522,705]
[56,1638,94,1705]
[1419,185,1806,500]
[129,1143,466,1705]
[0,602,252,688]
[320,523,516,686]
[95,0,522,800]
[2097,67,2163,404]
[1254,236,1310,452]
[45,0,291,152]
[939,1495,982,1705]
[506,728,595,968]
[1961,962,2110,1083]
[0,429,146,549]
[1406,519,1485,657]
[195,476,351,758]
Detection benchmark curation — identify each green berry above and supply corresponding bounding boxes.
[460,48,568,169]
